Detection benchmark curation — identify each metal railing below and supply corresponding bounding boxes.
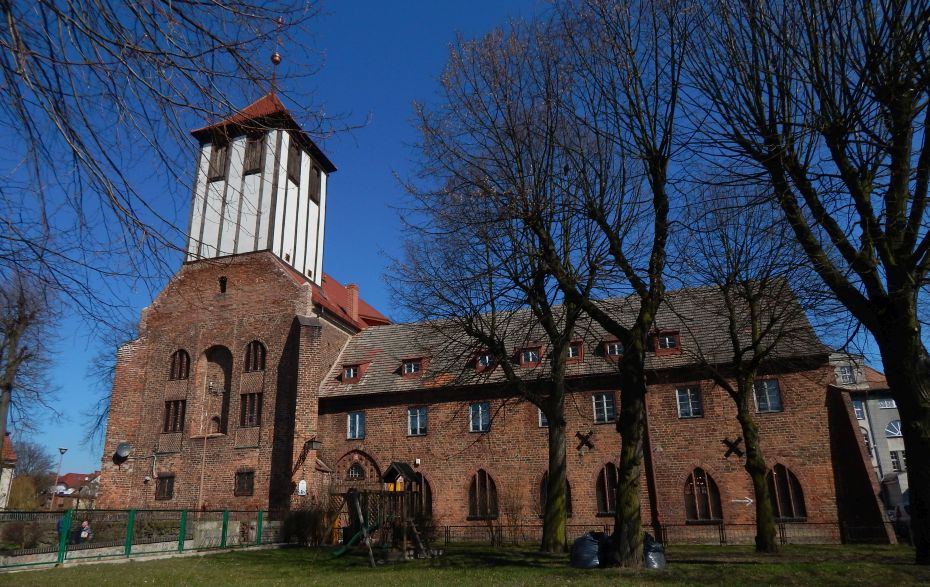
[0,509,282,570]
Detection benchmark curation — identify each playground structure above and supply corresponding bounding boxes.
[332,463,435,565]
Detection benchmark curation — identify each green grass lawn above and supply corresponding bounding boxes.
[5,543,929,586]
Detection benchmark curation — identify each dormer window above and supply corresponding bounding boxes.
[342,365,360,383]
[838,366,856,385]
[604,341,623,358]
[477,353,493,368]
[208,141,228,181]
[653,331,681,356]
[568,342,583,362]
[402,359,422,376]
[520,347,541,367]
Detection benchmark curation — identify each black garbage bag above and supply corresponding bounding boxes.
[570,532,602,569]
[643,532,667,570]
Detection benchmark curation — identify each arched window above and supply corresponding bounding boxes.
[596,463,618,515]
[347,463,365,481]
[468,469,498,520]
[684,468,723,523]
[885,420,903,438]
[244,341,266,372]
[539,471,572,517]
[767,464,807,521]
[169,350,190,380]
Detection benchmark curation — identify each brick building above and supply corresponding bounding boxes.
[98,96,890,543]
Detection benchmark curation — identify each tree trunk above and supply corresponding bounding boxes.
[735,386,778,553]
[607,357,647,568]
[541,405,568,553]
[0,382,9,471]
[877,329,930,565]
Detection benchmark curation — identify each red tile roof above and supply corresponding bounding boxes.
[191,93,336,173]
[57,472,99,489]
[864,366,889,390]
[1,433,15,464]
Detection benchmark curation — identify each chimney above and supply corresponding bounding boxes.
[346,283,359,322]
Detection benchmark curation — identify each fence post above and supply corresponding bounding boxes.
[178,510,188,552]
[220,510,229,548]
[256,511,264,545]
[56,509,73,565]
[124,509,136,557]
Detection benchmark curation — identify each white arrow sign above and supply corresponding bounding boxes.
[730,497,754,506]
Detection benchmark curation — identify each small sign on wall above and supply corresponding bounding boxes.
[297,479,307,496]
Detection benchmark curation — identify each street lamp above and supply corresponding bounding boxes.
[50,447,67,511]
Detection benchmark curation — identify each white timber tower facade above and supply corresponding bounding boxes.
[185,93,335,284]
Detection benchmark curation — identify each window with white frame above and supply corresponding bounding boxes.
[838,366,856,384]
[538,408,549,428]
[520,348,540,365]
[568,342,583,359]
[656,333,679,350]
[408,406,427,436]
[885,420,903,438]
[676,386,703,418]
[878,398,897,409]
[605,342,623,357]
[753,379,784,413]
[347,411,365,439]
[403,359,422,375]
[890,450,906,472]
[852,400,865,420]
[343,365,359,381]
[593,392,616,423]
[470,402,490,432]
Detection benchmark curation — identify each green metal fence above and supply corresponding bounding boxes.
[0,509,280,570]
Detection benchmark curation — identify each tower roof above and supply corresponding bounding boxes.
[191,93,336,173]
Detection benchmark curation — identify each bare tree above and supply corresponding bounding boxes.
[9,438,55,477]
[693,0,930,563]
[0,273,56,468]
[399,19,596,553]
[0,1,327,325]
[675,188,831,552]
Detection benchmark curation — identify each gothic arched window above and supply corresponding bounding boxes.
[468,469,498,520]
[169,350,190,381]
[767,464,807,521]
[244,341,266,372]
[539,471,572,517]
[596,463,618,515]
[684,468,723,522]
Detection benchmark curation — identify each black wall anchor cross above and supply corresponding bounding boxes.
[576,430,595,451]
[722,436,744,458]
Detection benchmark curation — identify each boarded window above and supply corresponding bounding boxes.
[310,166,321,203]
[208,142,228,181]
[234,471,255,496]
[468,469,498,519]
[243,134,264,175]
[163,400,186,433]
[155,475,175,500]
[684,468,723,522]
[287,136,301,183]
[240,393,262,428]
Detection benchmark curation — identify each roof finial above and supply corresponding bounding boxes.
[270,17,284,94]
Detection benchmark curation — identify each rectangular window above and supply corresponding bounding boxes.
[403,359,422,375]
[605,342,623,357]
[310,167,322,203]
[343,365,359,382]
[240,393,263,428]
[538,408,549,428]
[287,137,301,183]
[753,379,784,413]
[243,134,264,175]
[155,475,175,501]
[408,406,427,436]
[852,399,865,420]
[890,450,906,472]
[593,392,616,423]
[520,348,540,365]
[470,402,490,432]
[208,142,228,181]
[163,400,186,433]
[568,343,583,360]
[839,366,856,385]
[657,334,678,350]
[477,353,493,368]
[347,411,365,439]
[676,386,703,418]
[878,398,897,409]
[234,471,255,496]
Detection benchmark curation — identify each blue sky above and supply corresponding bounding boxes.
[30,1,545,475]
